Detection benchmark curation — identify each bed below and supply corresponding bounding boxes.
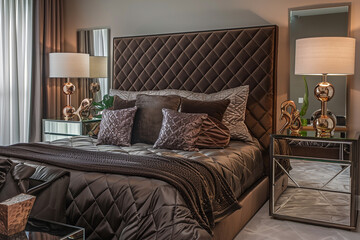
[0,25,278,240]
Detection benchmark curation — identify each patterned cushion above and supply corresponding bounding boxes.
[97,107,137,146]
[154,109,207,151]
[111,85,252,141]
[196,117,230,149]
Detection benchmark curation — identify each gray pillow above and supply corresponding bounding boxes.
[110,86,251,141]
[153,109,207,151]
[97,107,137,146]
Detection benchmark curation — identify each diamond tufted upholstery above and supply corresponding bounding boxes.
[113,26,278,156]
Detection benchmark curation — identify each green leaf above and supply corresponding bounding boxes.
[92,101,103,107]
[299,76,309,117]
[102,94,114,108]
[90,94,114,118]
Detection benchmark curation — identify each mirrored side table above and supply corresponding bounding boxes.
[270,132,359,230]
[0,218,84,240]
[42,119,101,141]
[26,218,84,240]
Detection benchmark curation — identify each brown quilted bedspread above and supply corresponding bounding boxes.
[0,143,240,235]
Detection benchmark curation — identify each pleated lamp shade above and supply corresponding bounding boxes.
[295,37,356,76]
[49,53,90,78]
[89,56,108,78]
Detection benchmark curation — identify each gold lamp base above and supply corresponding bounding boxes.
[313,114,336,138]
[62,78,76,121]
[312,74,336,137]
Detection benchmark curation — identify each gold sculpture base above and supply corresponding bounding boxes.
[0,194,36,236]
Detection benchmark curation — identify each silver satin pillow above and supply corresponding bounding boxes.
[97,107,137,146]
[153,109,207,151]
[110,86,251,141]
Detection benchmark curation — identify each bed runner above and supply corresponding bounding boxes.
[0,143,240,234]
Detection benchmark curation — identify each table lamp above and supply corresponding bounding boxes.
[49,53,90,120]
[295,37,355,137]
[89,56,108,99]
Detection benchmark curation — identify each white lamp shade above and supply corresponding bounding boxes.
[49,53,90,78]
[89,56,108,78]
[295,37,356,75]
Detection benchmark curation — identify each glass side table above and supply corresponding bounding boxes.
[0,218,84,240]
[42,119,101,141]
[270,131,359,230]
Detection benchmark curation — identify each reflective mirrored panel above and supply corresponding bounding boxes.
[289,4,350,127]
[77,28,110,102]
[271,134,357,229]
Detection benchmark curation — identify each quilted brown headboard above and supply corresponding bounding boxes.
[113,25,278,152]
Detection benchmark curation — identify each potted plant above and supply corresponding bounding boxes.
[299,76,309,136]
[91,94,114,118]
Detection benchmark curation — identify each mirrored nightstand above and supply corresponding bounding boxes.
[0,218,84,240]
[25,218,84,240]
[270,131,359,230]
[42,119,100,142]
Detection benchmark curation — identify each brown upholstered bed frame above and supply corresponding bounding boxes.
[113,25,278,239]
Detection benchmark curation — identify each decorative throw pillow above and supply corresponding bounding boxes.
[133,94,181,144]
[180,98,230,121]
[97,107,137,146]
[110,85,252,141]
[196,117,230,149]
[113,96,136,110]
[154,109,207,151]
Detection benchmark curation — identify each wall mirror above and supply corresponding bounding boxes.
[77,28,111,102]
[289,3,350,127]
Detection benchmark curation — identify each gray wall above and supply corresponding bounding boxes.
[63,0,360,132]
[290,12,348,120]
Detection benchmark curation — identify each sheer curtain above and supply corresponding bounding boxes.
[0,0,33,145]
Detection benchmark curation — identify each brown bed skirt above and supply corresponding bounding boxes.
[213,176,269,240]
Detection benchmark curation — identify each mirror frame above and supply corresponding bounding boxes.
[288,2,351,130]
[76,27,112,95]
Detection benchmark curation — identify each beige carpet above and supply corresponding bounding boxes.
[235,201,359,240]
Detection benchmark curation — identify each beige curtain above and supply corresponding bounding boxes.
[75,30,94,105]
[29,0,65,142]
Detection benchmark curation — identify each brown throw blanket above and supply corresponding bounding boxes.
[0,143,240,234]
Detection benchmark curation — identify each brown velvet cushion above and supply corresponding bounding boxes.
[196,117,230,149]
[113,96,136,110]
[180,98,230,122]
[132,94,181,144]
[97,107,137,146]
[154,109,207,151]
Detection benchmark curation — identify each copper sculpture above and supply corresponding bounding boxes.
[73,98,93,121]
[279,100,301,135]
